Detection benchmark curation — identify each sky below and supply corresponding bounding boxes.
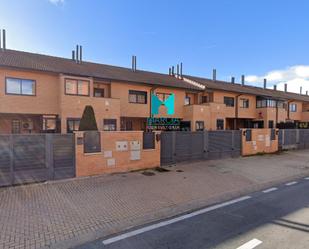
[1,0,309,93]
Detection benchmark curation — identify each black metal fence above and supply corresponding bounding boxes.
[0,134,75,187]
[160,130,241,165]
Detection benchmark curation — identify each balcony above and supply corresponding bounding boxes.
[60,95,121,115]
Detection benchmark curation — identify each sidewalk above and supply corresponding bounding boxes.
[1,150,309,249]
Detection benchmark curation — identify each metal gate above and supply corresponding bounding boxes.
[160,130,241,165]
[0,134,75,187]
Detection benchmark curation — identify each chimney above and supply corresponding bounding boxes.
[180,63,183,79]
[72,50,75,61]
[273,85,277,90]
[212,69,217,81]
[263,78,267,89]
[168,67,171,75]
[306,91,308,96]
[284,83,287,92]
[241,75,245,85]
[75,45,79,63]
[134,56,137,71]
[132,55,135,71]
[300,86,303,95]
[2,29,6,50]
[79,45,82,62]
[231,77,235,84]
[177,64,179,78]
[172,66,175,75]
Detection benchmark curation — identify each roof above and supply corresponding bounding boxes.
[0,49,201,91]
[185,75,309,102]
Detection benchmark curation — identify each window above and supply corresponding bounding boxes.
[184,96,191,105]
[240,98,249,108]
[67,118,81,133]
[195,121,204,131]
[12,120,21,134]
[156,92,170,101]
[277,101,285,109]
[6,78,35,95]
[257,98,279,108]
[267,99,276,108]
[224,97,234,107]
[43,116,57,131]
[216,119,224,130]
[94,88,105,97]
[268,120,274,128]
[257,99,266,108]
[129,90,147,104]
[289,103,297,112]
[201,96,208,104]
[65,79,89,96]
[103,119,117,131]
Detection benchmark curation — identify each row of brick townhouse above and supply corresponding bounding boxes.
[1,48,309,134]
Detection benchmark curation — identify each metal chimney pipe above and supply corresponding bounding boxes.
[72,50,75,60]
[306,91,308,96]
[0,29,2,49]
[172,66,175,75]
[2,29,6,50]
[263,78,267,89]
[273,85,277,90]
[134,56,137,71]
[212,69,217,81]
[169,68,171,75]
[132,56,135,71]
[284,83,287,92]
[177,64,179,77]
[180,63,183,79]
[76,45,79,63]
[300,86,303,95]
[241,75,245,85]
[79,45,82,62]
[231,77,235,84]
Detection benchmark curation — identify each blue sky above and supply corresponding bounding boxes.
[1,0,309,92]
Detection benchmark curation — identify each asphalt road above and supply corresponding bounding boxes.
[75,177,309,249]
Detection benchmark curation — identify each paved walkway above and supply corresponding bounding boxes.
[1,150,309,249]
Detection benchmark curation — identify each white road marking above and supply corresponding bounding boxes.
[102,195,252,245]
[262,187,278,193]
[285,181,298,186]
[236,238,262,249]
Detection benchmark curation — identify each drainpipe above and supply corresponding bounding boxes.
[234,94,242,130]
[286,99,295,121]
[150,86,158,118]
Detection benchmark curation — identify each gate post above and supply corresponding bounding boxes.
[45,134,54,180]
[9,135,14,185]
[203,130,209,159]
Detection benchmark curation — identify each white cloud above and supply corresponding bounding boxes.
[48,0,65,5]
[246,65,309,94]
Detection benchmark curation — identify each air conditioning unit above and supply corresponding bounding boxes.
[22,120,34,130]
